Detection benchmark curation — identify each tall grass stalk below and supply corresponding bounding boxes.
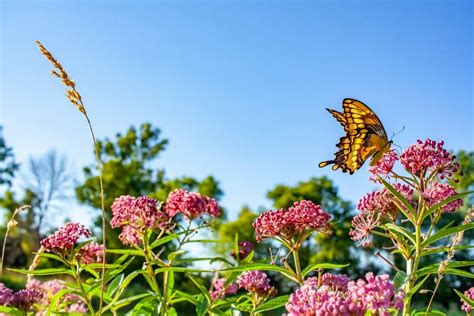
[35,40,107,315]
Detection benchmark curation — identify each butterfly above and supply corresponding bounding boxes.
[318,98,392,174]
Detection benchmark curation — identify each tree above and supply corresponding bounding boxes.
[0,127,19,188]
[75,123,223,248]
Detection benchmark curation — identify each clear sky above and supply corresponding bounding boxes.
[1,0,472,226]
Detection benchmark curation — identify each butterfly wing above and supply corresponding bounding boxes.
[319,99,390,173]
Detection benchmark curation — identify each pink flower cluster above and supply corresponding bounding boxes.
[230,241,254,260]
[111,195,168,245]
[400,139,462,180]
[40,222,91,254]
[461,287,474,313]
[237,271,275,297]
[209,277,238,300]
[286,273,403,316]
[369,150,398,182]
[422,183,463,213]
[26,279,87,313]
[78,242,105,264]
[0,283,13,306]
[165,189,220,219]
[253,200,331,242]
[9,289,43,310]
[357,183,413,216]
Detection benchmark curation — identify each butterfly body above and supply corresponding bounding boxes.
[319,98,391,174]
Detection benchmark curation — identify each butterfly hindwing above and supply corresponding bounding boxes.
[319,98,391,174]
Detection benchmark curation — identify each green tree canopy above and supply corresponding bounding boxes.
[75,123,223,247]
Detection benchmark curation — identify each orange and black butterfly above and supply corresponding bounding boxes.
[319,98,392,174]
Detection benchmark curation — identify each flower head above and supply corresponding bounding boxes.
[165,189,221,219]
[237,271,275,296]
[231,241,254,260]
[209,277,238,300]
[10,289,43,310]
[400,139,462,180]
[357,183,413,219]
[285,273,403,316]
[346,273,404,314]
[253,201,331,242]
[78,242,105,264]
[349,212,381,247]
[423,183,463,213]
[111,195,168,245]
[0,283,13,306]
[461,287,474,313]
[40,222,91,254]
[369,150,399,182]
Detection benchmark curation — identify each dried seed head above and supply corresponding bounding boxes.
[35,40,87,115]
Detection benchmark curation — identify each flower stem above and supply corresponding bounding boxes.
[74,265,95,314]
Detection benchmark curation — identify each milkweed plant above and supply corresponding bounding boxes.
[1,43,473,316]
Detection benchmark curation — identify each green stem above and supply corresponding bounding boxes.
[142,234,161,295]
[292,249,303,285]
[74,265,95,314]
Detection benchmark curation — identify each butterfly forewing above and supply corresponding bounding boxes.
[319,98,390,174]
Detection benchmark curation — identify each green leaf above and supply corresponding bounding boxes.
[128,296,159,315]
[454,289,474,308]
[168,250,185,262]
[384,223,416,246]
[412,310,446,316]
[422,191,474,221]
[106,248,143,256]
[150,232,182,249]
[196,294,208,316]
[233,233,240,264]
[421,223,474,248]
[171,290,198,305]
[301,263,349,277]
[222,263,288,274]
[168,307,178,316]
[242,250,254,263]
[187,274,212,302]
[107,273,125,298]
[8,267,75,276]
[421,245,474,257]
[393,271,408,289]
[0,305,23,315]
[105,293,153,312]
[380,178,415,216]
[408,275,430,295]
[253,295,290,312]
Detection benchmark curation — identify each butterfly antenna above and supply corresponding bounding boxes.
[390,126,405,141]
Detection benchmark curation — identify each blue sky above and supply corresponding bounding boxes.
[1,0,472,226]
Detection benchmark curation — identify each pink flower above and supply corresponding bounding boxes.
[288,200,332,234]
[253,209,290,241]
[237,271,275,296]
[461,287,474,313]
[423,183,463,213]
[165,189,221,219]
[369,150,399,182]
[78,242,105,264]
[40,222,91,255]
[111,195,168,245]
[230,241,254,260]
[10,289,43,310]
[26,279,84,311]
[0,283,13,306]
[253,201,331,242]
[357,183,413,218]
[346,273,404,314]
[320,273,350,292]
[400,139,462,180]
[285,273,403,316]
[68,302,88,313]
[349,212,381,247]
[209,277,238,300]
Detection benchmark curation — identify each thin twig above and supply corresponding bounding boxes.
[1,205,31,279]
